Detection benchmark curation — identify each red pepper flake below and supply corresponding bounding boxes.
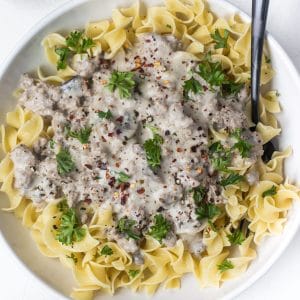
[137,187,145,194]
[108,177,116,188]
[84,198,92,205]
[115,162,120,168]
[116,116,124,123]
[69,114,75,120]
[108,132,114,137]
[203,85,208,91]
[101,136,107,142]
[176,147,183,152]
[84,164,93,170]
[120,182,130,192]
[121,193,129,205]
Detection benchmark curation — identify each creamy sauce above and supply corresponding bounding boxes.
[11,34,263,258]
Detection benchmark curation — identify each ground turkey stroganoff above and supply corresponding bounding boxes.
[11,33,262,263]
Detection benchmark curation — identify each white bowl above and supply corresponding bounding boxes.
[0,0,300,299]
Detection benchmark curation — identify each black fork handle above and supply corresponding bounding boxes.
[251,0,270,125]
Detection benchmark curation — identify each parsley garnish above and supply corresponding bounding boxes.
[57,198,69,212]
[192,186,206,206]
[55,31,94,70]
[56,207,86,245]
[66,253,78,264]
[217,259,234,273]
[100,245,113,256]
[55,48,71,70]
[98,110,113,120]
[220,173,244,187]
[117,217,140,240]
[221,81,244,96]
[148,214,171,243]
[211,29,229,49]
[227,229,245,245]
[49,139,55,149]
[56,148,75,175]
[196,53,243,95]
[208,220,217,232]
[117,171,131,183]
[265,56,271,63]
[197,54,226,88]
[262,185,277,197]
[107,71,136,99]
[143,130,164,169]
[231,128,252,158]
[128,269,140,278]
[183,76,203,99]
[209,141,232,172]
[66,31,94,54]
[196,203,221,220]
[66,125,92,144]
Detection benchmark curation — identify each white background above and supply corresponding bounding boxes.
[0,0,299,299]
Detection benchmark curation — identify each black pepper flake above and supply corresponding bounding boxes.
[116,129,122,135]
[108,177,116,188]
[165,130,170,136]
[84,164,93,170]
[98,161,107,170]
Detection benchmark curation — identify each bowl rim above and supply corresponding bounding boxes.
[0,1,299,300]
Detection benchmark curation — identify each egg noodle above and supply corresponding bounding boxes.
[0,1,299,299]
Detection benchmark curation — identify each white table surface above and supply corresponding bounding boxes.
[0,0,299,299]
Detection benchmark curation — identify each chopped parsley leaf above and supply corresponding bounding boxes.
[56,207,86,245]
[227,229,245,245]
[57,198,69,212]
[197,53,227,88]
[66,30,94,54]
[117,217,140,240]
[217,259,234,273]
[143,131,164,169]
[66,125,92,144]
[232,139,252,158]
[55,31,94,70]
[98,110,113,120]
[128,269,140,278]
[196,52,243,96]
[100,245,113,256]
[221,81,244,96]
[196,203,220,220]
[220,173,244,187]
[107,71,136,99]
[55,47,71,70]
[66,253,78,264]
[262,185,277,197]
[49,139,55,149]
[208,220,217,232]
[231,128,252,158]
[211,29,229,49]
[117,171,131,183]
[56,148,76,175]
[192,185,206,206]
[209,141,232,172]
[148,214,171,243]
[183,76,203,100]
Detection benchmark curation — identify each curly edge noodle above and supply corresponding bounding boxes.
[0,1,299,299]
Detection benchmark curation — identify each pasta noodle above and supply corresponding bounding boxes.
[0,1,299,300]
